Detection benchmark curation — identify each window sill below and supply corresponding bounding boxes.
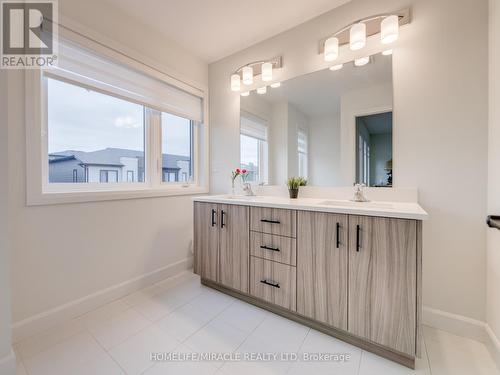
[27,185,209,206]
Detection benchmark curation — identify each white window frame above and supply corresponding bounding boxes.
[25,30,209,206]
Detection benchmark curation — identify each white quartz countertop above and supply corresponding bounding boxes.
[192,195,428,220]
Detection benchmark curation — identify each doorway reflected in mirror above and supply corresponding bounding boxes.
[355,112,393,187]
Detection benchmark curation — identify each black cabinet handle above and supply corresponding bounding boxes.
[211,209,216,227]
[336,222,340,249]
[356,224,361,252]
[487,215,500,230]
[260,279,280,288]
[261,219,281,224]
[260,245,280,252]
[221,210,226,228]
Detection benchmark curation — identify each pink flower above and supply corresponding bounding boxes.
[241,169,247,174]
[236,168,241,173]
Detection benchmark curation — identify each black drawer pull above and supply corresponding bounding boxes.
[260,245,280,252]
[356,224,361,252]
[336,222,340,248]
[261,219,281,224]
[260,279,280,288]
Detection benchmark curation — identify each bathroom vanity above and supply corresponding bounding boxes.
[193,195,427,368]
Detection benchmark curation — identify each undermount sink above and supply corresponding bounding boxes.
[317,200,395,209]
[223,194,258,200]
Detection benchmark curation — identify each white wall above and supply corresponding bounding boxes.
[0,71,15,374]
[488,0,500,352]
[8,0,208,333]
[287,103,309,179]
[209,0,488,322]
[308,114,341,186]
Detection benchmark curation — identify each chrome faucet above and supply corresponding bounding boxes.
[352,183,369,202]
[243,182,255,196]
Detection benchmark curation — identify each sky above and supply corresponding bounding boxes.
[48,78,191,157]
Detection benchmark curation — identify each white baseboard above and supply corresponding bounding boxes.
[486,324,500,370]
[12,257,193,343]
[423,305,500,369]
[0,350,16,375]
[422,306,489,343]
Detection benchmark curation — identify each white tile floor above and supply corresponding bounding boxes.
[14,272,500,375]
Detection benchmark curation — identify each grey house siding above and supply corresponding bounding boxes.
[49,159,86,183]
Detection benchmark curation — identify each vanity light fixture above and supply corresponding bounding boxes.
[261,62,273,82]
[242,66,253,85]
[230,74,241,92]
[318,9,410,61]
[324,37,339,62]
[257,86,267,94]
[354,56,370,67]
[382,49,393,56]
[329,64,344,71]
[229,56,283,92]
[240,91,250,97]
[270,82,281,88]
[381,15,399,44]
[350,23,366,51]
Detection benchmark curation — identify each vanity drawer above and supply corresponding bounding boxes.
[250,231,296,266]
[250,256,296,311]
[250,207,296,238]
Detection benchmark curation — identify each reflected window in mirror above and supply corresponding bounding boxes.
[240,112,269,184]
[355,111,393,187]
[298,129,308,179]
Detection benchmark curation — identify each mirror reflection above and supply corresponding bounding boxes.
[240,54,393,187]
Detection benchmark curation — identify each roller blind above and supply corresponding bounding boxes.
[46,40,203,122]
[240,112,268,141]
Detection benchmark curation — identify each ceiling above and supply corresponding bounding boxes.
[102,0,351,63]
[358,112,393,134]
[252,54,392,118]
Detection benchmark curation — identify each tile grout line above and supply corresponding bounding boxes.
[422,329,433,375]
[284,326,311,374]
[86,327,130,375]
[356,350,363,375]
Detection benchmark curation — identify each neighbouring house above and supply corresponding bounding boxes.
[49,148,191,183]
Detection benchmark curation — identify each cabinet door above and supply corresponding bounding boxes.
[348,215,417,355]
[297,211,348,330]
[193,202,219,282]
[218,204,249,293]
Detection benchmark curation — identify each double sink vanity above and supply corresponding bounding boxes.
[193,194,427,368]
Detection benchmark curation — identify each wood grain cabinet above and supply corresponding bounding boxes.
[194,202,249,293]
[297,211,348,330]
[348,215,418,356]
[194,200,423,368]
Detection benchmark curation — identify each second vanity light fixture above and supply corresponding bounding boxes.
[230,56,283,92]
[321,9,410,68]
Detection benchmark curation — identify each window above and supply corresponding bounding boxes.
[358,134,370,185]
[240,113,268,184]
[298,129,308,179]
[99,170,119,183]
[127,171,134,182]
[161,112,194,183]
[47,77,145,185]
[27,38,207,204]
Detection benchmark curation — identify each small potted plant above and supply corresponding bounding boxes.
[287,177,307,199]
